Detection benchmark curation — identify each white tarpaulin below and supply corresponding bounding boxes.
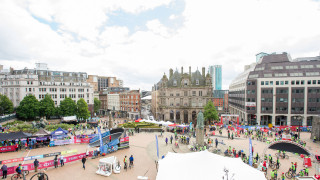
[157,151,266,180]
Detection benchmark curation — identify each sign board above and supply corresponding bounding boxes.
[245,102,256,107]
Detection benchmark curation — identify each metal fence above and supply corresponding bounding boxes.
[0,113,16,123]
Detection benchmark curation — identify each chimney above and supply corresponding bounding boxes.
[189,66,191,76]
[169,68,173,78]
[202,67,205,78]
[181,67,183,74]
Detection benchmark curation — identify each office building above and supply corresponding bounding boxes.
[209,65,222,90]
[229,52,320,126]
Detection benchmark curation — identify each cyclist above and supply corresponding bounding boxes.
[123,156,128,170]
[276,157,280,169]
[15,164,22,179]
[282,151,286,158]
[129,155,134,167]
[291,162,296,174]
[270,170,275,180]
[268,154,273,165]
[281,172,285,180]
[305,166,309,176]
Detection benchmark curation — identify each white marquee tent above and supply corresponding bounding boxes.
[156,151,266,180]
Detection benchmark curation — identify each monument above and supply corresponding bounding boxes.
[196,111,204,146]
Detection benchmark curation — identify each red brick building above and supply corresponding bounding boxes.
[120,90,141,120]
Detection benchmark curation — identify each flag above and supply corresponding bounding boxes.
[155,135,159,159]
[249,138,253,166]
[97,127,103,153]
[189,122,192,130]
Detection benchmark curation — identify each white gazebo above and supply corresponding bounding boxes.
[96,156,120,176]
[156,151,266,180]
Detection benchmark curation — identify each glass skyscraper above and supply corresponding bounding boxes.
[208,65,222,90]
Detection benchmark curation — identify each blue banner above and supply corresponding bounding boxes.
[249,138,253,166]
[97,127,103,153]
[189,122,192,130]
[155,135,159,159]
[89,131,110,144]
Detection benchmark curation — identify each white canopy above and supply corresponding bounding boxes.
[156,151,266,180]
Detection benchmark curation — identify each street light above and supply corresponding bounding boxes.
[293,115,303,139]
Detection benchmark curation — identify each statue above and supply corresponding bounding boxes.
[196,111,205,146]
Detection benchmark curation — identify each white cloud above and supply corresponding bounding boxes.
[1,0,320,91]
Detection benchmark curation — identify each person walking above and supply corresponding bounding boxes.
[34,159,39,172]
[170,135,173,144]
[60,155,64,167]
[165,137,168,145]
[215,138,218,148]
[82,156,86,170]
[1,164,7,179]
[54,155,58,168]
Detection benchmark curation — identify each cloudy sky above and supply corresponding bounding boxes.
[1,0,320,90]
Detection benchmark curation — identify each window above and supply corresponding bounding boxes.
[318,80,320,84]
[184,80,188,86]
[308,89,320,94]
[308,80,311,85]
[192,91,196,96]
[285,81,288,85]
[271,66,283,70]
[199,91,202,96]
[276,89,288,94]
[301,65,314,68]
[286,65,298,69]
[276,81,279,85]
[261,107,272,111]
[277,98,288,102]
[290,73,303,77]
[184,91,188,96]
[301,80,304,85]
[292,89,304,94]
[249,74,258,78]
[275,73,287,77]
[265,81,269,85]
[173,80,177,86]
[270,81,273,85]
[291,80,295,85]
[264,74,272,78]
[313,80,316,84]
[261,81,264,85]
[196,79,199,85]
[280,81,284,85]
[255,67,265,71]
[306,72,319,76]
[276,107,287,111]
[296,80,300,85]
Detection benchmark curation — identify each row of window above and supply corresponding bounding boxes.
[261,80,320,86]
[256,64,320,71]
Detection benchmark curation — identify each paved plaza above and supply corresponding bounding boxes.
[1,126,319,180]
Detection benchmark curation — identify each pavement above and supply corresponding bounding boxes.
[1,124,319,180]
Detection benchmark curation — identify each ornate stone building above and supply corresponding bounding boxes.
[152,67,212,124]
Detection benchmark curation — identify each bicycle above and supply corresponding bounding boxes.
[129,161,134,169]
[285,168,296,179]
[30,172,49,180]
[270,162,281,170]
[11,170,29,180]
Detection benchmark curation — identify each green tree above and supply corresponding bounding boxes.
[203,100,219,124]
[59,97,77,116]
[94,98,101,113]
[76,98,90,120]
[40,94,56,119]
[0,94,14,115]
[16,95,40,120]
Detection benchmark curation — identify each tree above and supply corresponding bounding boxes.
[0,94,14,115]
[203,100,219,125]
[76,98,90,120]
[16,95,40,120]
[94,98,101,113]
[59,97,77,116]
[40,94,56,119]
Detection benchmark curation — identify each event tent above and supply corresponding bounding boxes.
[33,128,51,136]
[156,151,266,180]
[0,131,32,141]
[51,127,69,139]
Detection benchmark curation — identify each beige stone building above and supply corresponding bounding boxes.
[152,67,212,124]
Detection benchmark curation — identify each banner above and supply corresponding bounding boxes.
[89,131,110,144]
[0,145,18,153]
[61,149,78,155]
[1,157,24,164]
[97,127,103,153]
[0,151,94,176]
[50,139,73,146]
[156,135,159,159]
[43,152,61,158]
[249,138,253,166]
[119,137,129,149]
[74,138,91,144]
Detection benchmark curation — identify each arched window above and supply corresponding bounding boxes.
[196,79,199,85]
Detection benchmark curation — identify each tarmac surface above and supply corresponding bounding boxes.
[1,121,319,180]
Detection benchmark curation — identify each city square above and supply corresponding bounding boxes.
[1,0,320,180]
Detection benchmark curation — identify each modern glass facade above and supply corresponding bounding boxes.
[209,65,222,90]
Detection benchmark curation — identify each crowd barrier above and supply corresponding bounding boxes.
[0,151,93,176]
[0,149,78,165]
[0,144,18,153]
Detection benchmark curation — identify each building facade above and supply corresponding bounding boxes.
[212,90,229,113]
[152,67,212,124]
[209,65,222,90]
[229,53,320,126]
[120,90,141,120]
[107,94,120,111]
[0,63,94,108]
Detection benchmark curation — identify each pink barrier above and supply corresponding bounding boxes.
[0,151,93,176]
[0,145,18,153]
